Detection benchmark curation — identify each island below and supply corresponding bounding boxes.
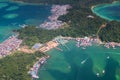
[0,0,120,80]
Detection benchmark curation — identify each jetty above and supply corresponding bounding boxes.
[54,47,63,51]
[54,36,70,50]
[39,36,70,52]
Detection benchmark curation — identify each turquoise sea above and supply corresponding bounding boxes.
[38,41,120,80]
[0,1,51,42]
[92,1,120,21]
[0,1,120,80]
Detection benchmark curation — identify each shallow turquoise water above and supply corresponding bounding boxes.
[92,2,120,21]
[38,41,120,80]
[0,1,51,42]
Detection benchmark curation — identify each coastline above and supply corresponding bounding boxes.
[91,1,120,21]
[91,4,113,21]
[1,34,120,79]
[28,36,120,79]
[30,36,116,54]
[1,1,120,80]
[36,37,119,80]
[39,5,71,30]
[0,34,22,58]
[0,1,51,42]
[0,34,119,78]
[28,56,49,79]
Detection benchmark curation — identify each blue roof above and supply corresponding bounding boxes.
[33,43,42,49]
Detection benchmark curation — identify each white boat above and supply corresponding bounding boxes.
[32,75,39,78]
[96,73,100,77]
[82,47,86,49]
[102,70,105,73]
[107,56,110,59]
[81,58,88,64]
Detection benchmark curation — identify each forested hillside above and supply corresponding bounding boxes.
[14,0,120,46]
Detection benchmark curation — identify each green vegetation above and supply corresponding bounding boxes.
[0,51,46,80]
[1,0,120,80]
[14,0,120,46]
[58,4,120,43]
[99,21,120,42]
[15,26,82,46]
[13,0,114,6]
[16,20,105,47]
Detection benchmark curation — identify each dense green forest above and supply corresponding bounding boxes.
[13,0,114,6]
[99,21,120,42]
[1,0,120,80]
[17,20,120,47]
[0,51,46,80]
[14,0,120,45]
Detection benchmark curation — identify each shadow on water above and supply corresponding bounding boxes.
[47,53,119,80]
[39,42,120,80]
[99,58,119,80]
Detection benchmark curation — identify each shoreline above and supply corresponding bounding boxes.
[0,1,120,79]
[39,5,71,30]
[1,35,120,79]
[28,56,49,79]
[91,1,120,21]
[35,36,120,54]
[1,35,118,56]
[91,4,113,21]
[29,36,120,79]
[0,34,22,58]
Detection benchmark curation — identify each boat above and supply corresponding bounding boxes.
[32,75,39,78]
[82,47,86,49]
[96,73,100,77]
[81,58,88,64]
[102,70,105,73]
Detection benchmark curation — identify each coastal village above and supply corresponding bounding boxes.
[0,35,22,58]
[28,57,48,79]
[0,34,120,79]
[40,5,71,30]
[1,34,120,59]
[0,2,120,79]
[1,34,120,78]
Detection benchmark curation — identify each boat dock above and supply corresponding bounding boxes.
[75,37,99,48]
[39,36,71,53]
[54,36,70,50]
[54,47,63,51]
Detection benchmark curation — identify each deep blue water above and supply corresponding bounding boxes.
[0,1,51,42]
